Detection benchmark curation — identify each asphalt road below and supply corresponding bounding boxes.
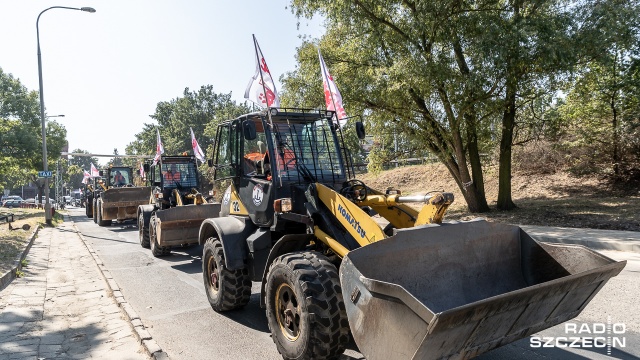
[67,207,640,360]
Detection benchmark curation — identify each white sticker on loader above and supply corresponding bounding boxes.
[252,184,263,206]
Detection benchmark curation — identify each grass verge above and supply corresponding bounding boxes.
[0,208,64,275]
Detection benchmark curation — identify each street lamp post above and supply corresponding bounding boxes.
[37,6,95,224]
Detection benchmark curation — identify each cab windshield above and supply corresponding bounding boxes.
[271,117,345,183]
[161,162,198,188]
[110,168,132,187]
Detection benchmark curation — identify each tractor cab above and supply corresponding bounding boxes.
[103,166,133,187]
[146,155,200,209]
[211,108,354,228]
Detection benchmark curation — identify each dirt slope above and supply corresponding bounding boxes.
[358,164,640,231]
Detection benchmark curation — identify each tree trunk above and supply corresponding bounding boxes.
[440,155,490,213]
[610,54,620,177]
[465,113,488,210]
[497,81,517,210]
[497,1,521,211]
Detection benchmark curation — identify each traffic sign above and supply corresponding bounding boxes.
[38,171,53,178]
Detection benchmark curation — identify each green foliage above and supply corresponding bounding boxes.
[285,0,639,211]
[127,86,251,157]
[0,67,67,192]
[126,86,252,189]
[558,50,640,176]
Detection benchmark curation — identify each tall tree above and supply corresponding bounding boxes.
[287,0,638,212]
[127,86,251,158]
[0,67,67,192]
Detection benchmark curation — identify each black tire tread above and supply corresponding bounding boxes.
[150,215,170,257]
[266,251,349,360]
[203,238,251,311]
[139,212,150,248]
[96,200,112,226]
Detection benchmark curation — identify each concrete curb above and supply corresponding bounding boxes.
[72,222,170,360]
[0,226,40,291]
[520,225,640,253]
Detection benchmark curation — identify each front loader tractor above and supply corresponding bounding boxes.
[93,166,151,226]
[200,108,625,360]
[137,155,220,257]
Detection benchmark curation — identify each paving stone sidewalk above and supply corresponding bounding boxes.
[0,221,148,359]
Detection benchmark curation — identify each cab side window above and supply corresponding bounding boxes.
[214,122,239,180]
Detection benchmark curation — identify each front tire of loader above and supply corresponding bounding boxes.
[265,251,349,360]
[149,214,170,257]
[203,238,251,312]
[138,212,150,248]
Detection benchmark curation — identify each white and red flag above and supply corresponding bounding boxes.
[90,163,99,177]
[82,170,91,184]
[190,127,206,163]
[318,49,348,127]
[244,35,280,108]
[139,163,145,178]
[153,128,164,165]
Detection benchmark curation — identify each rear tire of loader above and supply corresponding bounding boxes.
[92,198,98,223]
[265,251,349,360]
[149,214,170,257]
[97,201,112,227]
[202,238,251,311]
[85,196,93,218]
[138,213,150,248]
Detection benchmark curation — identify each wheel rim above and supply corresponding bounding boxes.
[275,282,300,341]
[208,256,219,292]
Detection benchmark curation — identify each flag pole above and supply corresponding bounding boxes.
[253,34,274,128]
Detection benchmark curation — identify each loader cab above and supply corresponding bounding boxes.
[211,109,349,228]
[106,167,133,187]
[148,156,199,208]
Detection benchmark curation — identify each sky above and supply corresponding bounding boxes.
[1,0,324,164]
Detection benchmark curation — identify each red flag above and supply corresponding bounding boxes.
[153,128,164,165]
[319,49,348,127]
[244,35,280,108]
[190,127,206,163]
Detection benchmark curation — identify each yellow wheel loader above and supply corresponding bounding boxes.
[199,109,625,360]
[138,155,220,257]
[93,166,151,227]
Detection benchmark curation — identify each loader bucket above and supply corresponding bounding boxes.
[101,187,152,221]
[101,186,151,207]
[339,220,626,360]
[156,203,221,247]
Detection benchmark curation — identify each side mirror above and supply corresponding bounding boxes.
[99,170,104,177]
[207,159,214,167]
[143,164,150,173]
[356,121,366,140]
[243,120,257,141]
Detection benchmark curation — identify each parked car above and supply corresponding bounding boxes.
[1,195,24,207]
[3,199,23,208]
[26,197,58,209]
